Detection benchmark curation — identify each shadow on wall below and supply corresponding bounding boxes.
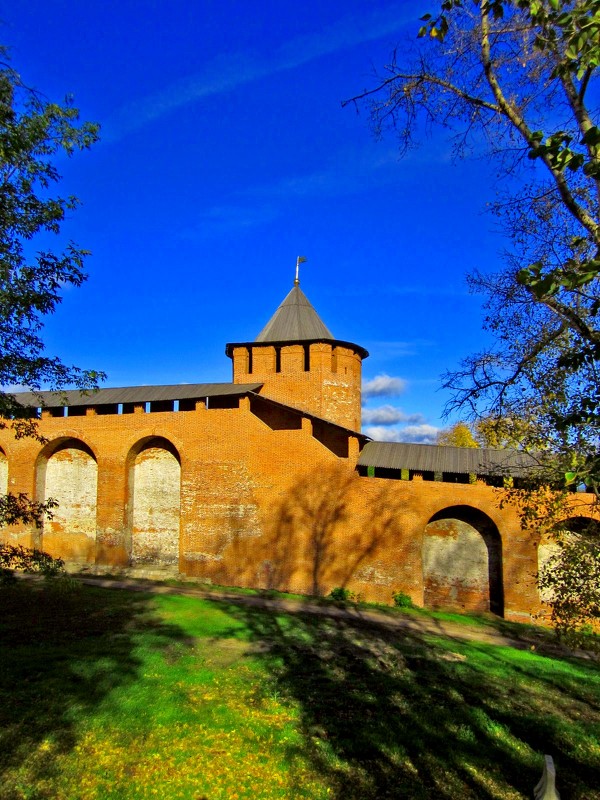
[425,506,504,616]
[227,463,419,600]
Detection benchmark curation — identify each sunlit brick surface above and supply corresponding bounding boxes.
[1,353,596,623]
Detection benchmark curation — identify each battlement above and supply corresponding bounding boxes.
[228,339,365,431]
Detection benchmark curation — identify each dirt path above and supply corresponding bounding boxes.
[62,572,577,656]
[14,569,589,657]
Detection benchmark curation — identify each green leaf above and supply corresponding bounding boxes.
[583,160,600,177]
[565,44,579,60]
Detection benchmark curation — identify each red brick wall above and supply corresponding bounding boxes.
[0,396,583,623]
[231,342,363,431]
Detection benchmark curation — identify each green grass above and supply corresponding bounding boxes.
[82,572,554,637]
[1,581,599,799]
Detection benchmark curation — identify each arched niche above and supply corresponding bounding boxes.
[0,447,7,497]
[0,447,7,532]
[127,436,181,566]
[36,438,98,562]
[423,505,504,616]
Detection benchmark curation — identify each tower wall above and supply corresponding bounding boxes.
[231,341,363,431]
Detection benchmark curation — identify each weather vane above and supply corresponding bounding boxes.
[295,255,307,286]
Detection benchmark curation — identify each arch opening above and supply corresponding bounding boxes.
[0,447,7,498]
[128,437,181,566]
[423,505,504,616]
[0,448,8,533]
[36,438,98,563]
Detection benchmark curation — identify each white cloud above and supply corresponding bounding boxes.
[1,384,28,392]
[363,423,439,444]
[104,5,414,142]
[362,374,406,399]
[397,424,440,444]
[363,425,401,441]
[361,405,424,426]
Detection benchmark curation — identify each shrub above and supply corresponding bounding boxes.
[392,590,413,609]
[328,586,356,602]
[0,544,65,578]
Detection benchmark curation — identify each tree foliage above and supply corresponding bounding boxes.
[0,542,64,584]
[0,46,102,428]
[436,421,480,447]
[537,520,600,647]
[0,46,101,534]
[346,0,600,639]
[437,416,541,447]
[346,0,600,488]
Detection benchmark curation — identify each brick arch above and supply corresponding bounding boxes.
[423,505,504,616]
[35,436,98,564]
[554,515,600,535]
[126,435,181,466]
[37,435,97,465]
[127,436,181,567]
[120,429,185,465]
[36,429,100,463]
[0,438,16,460]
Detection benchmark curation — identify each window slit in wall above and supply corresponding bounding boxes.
[96,404,119,416]
[248,347,253,375]
[275,347,281,373]
[303,344,310,371]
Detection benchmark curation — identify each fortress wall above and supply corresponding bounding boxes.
[0,402,590,622]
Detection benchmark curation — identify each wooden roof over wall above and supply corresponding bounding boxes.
[10,382,263,408]
[358,441,536,477]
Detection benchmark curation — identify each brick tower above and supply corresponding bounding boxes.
[226,277,368,431]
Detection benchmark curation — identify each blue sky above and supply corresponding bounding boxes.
[4,0,507,443]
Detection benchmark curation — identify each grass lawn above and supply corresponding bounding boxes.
[1,580,599,800]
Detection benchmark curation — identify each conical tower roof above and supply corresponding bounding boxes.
[255,284,334,343]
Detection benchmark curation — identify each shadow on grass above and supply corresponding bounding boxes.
[210,598,600,800]
[0,580,190,798]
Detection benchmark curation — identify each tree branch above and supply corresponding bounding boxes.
[479,1,600,244]
[343,70,500,114]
